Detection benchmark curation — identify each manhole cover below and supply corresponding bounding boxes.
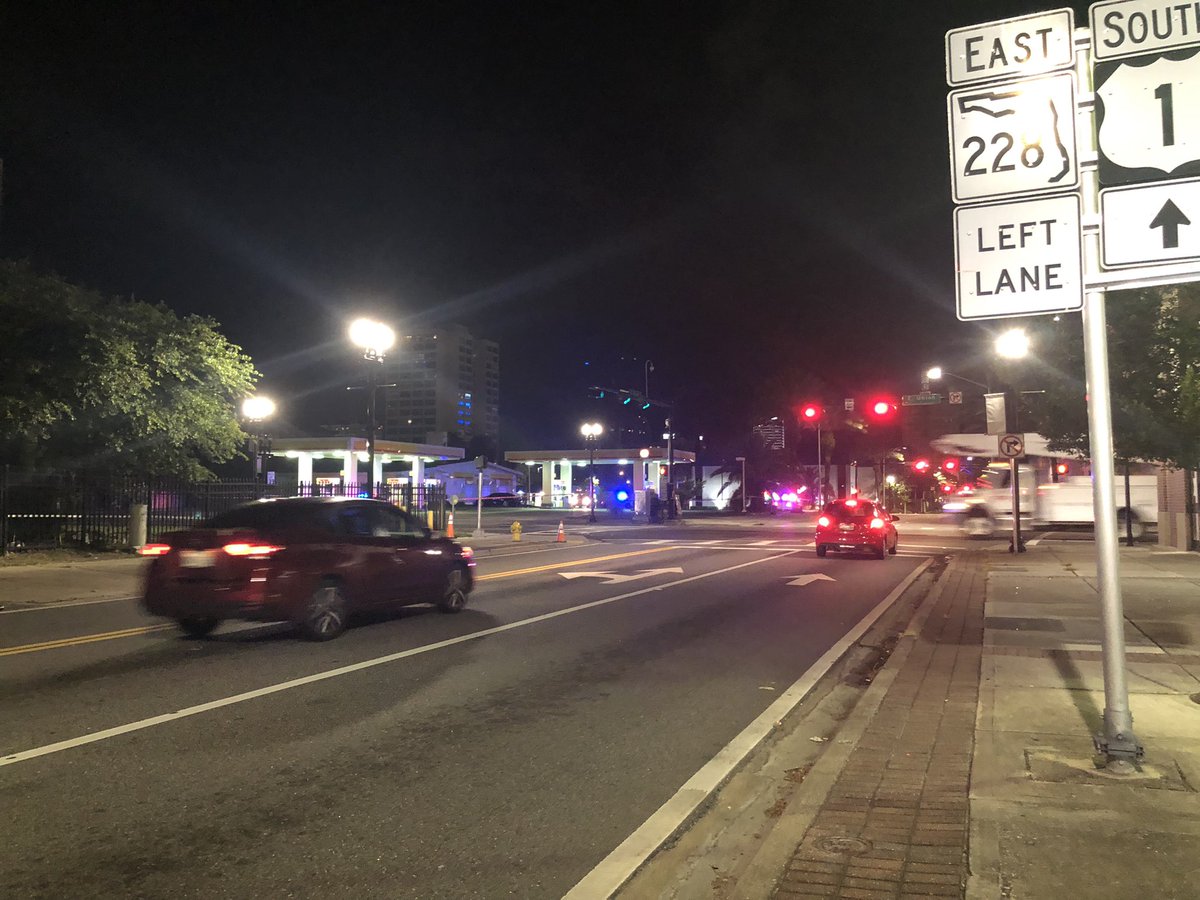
[816,836,872,855]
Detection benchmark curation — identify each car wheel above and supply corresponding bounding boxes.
[816,544,827,558]
[874,543,887,560]
[300,580,348,641]
[888,536,898,555]
[438,568,469,613]
[177,617,220,638]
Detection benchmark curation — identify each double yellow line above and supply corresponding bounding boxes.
[1,546,682,657]
[0,624,175,657]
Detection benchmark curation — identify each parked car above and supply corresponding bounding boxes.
[481,491,522,507]
[140,497,475,640]
[815,498,899,559]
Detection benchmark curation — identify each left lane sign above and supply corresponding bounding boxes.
[955,193,1083,320]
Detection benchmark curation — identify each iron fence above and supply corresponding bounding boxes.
[0,468,447,552]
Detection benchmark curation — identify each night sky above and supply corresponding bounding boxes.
[0,1,1092,453]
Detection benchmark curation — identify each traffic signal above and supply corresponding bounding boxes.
[913,459,931,473]
[867,397,897,420]
[942,458,959,472]
[800,402,823,422]
[1056,462,1069,475]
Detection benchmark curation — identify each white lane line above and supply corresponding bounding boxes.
[0,595,139,615]
[747,539,779,546]
[1,551,800,769]
[563,557,934,900]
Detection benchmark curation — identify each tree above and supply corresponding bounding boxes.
[0,261,259,477]
[1022,283,1200,470]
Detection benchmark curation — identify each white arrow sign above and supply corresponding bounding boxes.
[786,574,837,587]
[559,567,683,584]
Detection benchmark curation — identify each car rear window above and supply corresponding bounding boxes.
[824,502,875,520]
[205,502,335,532]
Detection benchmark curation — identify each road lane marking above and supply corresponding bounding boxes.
[0,548,682,658]
[0,550,801,768]
[478,546,679,580]
[0,624,175,657]
[785,574,837,587]
[564,557,935,900]
[559,567,683,584]
[0,595,140,615]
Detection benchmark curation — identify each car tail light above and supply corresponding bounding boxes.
[844,499,858,507]
[139,543,172,556]
[817,515,831,528]
[870,517,885,530]
[222,542,283,558]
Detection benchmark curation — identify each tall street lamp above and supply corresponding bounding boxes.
[241,395,276,485]
[925,366,990,392]
[580,422,603,523]
[349,317,396,498]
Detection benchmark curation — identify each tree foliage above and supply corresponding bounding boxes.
[0,261,259,477]
[1022,283,1200,470]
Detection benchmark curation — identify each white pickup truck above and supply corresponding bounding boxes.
[947,464,1157,539]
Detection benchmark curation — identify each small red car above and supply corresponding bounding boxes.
[815,498,899,560]
[141,497,475,640]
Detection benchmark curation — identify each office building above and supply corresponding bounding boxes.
[380,325,499,445]
[753,416,786,451]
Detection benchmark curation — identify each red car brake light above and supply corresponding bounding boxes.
[222,542,283,558]
[870,517,885,530]
[139,543,172,556]
[817,515,831,528]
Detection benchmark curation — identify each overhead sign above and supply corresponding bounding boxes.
[902,392,943,406]
[946,9,1076,85]
[1101,176,1200,266]
[1095,51,1200,185]
[948,72,1079,202]
[955,193,1083,320]
[999,433,1026,458]
[1091,1,1200,61]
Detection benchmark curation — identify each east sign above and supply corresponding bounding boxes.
[946,9,1076,85]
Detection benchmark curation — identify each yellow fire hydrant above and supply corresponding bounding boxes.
[510,521,523,542]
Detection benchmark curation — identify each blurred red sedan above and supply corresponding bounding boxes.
[815,498,899,560]
[141,497,475,640]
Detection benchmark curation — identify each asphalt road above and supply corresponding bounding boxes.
[1,525,950,898]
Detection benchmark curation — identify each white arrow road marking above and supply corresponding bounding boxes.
[559,567,684,584]
[785,574,836,587]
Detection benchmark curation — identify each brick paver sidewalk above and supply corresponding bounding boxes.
[773,556,985,899]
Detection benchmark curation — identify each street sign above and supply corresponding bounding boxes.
[1095,51,1200,186]
[901,392,943,406]
[955,193,1083,320]
[949,391,964,405]
[1101,177,1200,267]
[844,398,855,411]
[1091,1,1200,61]
[948,72,1079,202]
[998,433,1026,458]
[946,9,1076,85]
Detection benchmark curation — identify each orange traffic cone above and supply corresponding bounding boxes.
[557,520,566,543]
[446,511,455,539]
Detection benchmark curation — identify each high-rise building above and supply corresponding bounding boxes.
[380,325,499,445]
[753,416,786,450]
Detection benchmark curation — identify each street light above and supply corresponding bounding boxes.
[241,395,276,483]
[926,366,990,391]
[994,328,1030,359]
[580,422,603,523]
[348,317,396,497]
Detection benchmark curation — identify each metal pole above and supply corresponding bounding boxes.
[476,471,483,534]
[588,442,597,523]
[741,457,747,512]
[1084,288,1141,768]
[666,418,675,520]
[1009,457,1024,553]
[1124,462,1134,547]
[816,423,822,505]
[367,361,378,498]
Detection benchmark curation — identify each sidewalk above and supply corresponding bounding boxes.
[764,544,1200,899]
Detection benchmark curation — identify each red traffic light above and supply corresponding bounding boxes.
[943,458,958,472]
[867,397,896,419]
[913,459,931,473]
[1056,463,1069,475]
[800,402,823,422]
